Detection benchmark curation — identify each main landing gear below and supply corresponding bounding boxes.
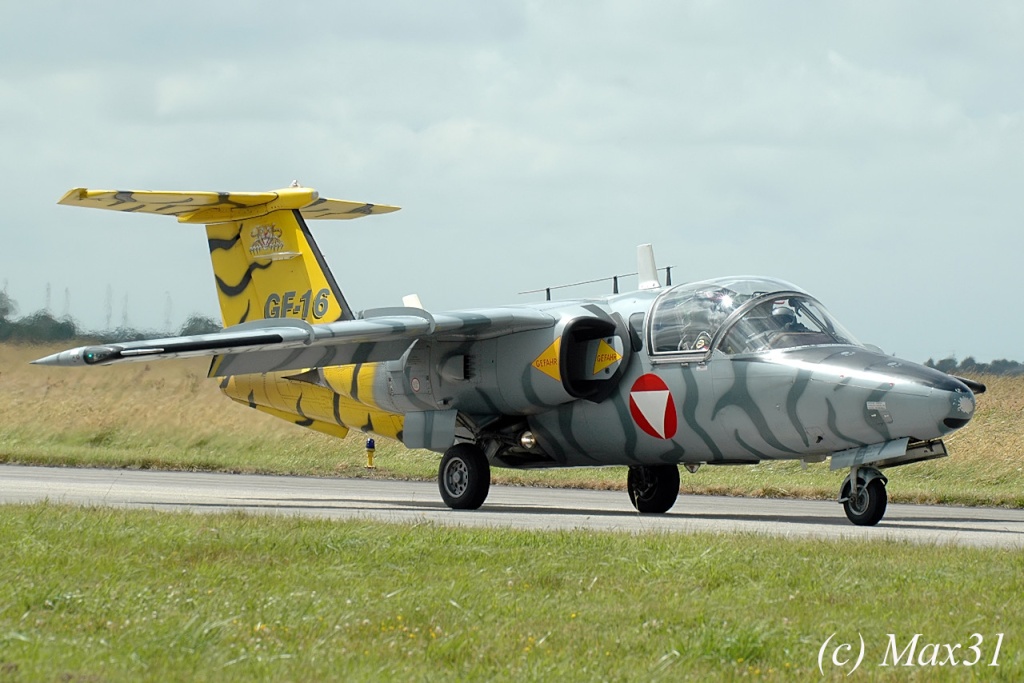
[438,443,490,510]
[626,464,680,513]
[839,466,888,526]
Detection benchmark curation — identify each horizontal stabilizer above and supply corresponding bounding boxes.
[58,186,399,224]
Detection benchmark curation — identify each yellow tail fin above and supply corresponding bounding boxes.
[207,209,351,326]
[57,186,400,327]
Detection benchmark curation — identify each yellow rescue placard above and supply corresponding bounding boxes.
[592,338,623,375]
[532,338,561,381]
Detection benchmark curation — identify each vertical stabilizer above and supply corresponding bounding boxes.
[637,243,661,290]
[207,209,353,327]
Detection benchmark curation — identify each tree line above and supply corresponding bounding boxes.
[0,291,220,344]
[3,290,1022,375]
[924,356,1024,377]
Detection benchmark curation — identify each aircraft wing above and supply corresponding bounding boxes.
[32,308,555,377]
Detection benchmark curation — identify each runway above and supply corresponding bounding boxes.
[2,465,1022,548]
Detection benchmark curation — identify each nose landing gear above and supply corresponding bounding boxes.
[839,466,888,526]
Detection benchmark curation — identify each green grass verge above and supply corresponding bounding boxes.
[0,504,1021,681]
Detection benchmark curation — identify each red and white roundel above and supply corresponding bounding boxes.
[629,373,678,440]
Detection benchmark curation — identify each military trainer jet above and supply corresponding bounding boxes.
[36,185,984,526]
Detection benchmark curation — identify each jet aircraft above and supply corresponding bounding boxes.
[36,185,985,526]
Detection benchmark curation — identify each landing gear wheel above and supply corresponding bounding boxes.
[438,443,490,510]
[627,464,680,514]
[841,477,887,526]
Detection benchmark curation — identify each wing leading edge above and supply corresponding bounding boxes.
[32,308,556,377]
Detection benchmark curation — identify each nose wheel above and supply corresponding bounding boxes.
[839,468,888,526]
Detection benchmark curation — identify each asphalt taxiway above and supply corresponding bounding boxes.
[2,465,1022,548]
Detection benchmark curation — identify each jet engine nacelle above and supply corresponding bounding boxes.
[383,307,633,417]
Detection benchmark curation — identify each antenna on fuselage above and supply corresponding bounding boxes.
[517,244,672,299]
[637,244,661,290]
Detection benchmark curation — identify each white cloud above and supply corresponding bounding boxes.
[1,1,1021,362]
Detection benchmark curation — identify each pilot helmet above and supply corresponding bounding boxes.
[772,305,797,326]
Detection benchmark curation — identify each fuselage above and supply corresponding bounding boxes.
[220,276,977,469]
[528,341,974,467]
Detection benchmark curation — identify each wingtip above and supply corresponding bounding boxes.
[57,187,88,206]
[30,348,89,366]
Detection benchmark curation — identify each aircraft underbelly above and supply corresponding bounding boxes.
[221,369,404,440]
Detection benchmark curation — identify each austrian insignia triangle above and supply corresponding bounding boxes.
[629,373,677,439]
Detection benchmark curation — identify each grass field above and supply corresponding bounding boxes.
[2,345,1022,681]
[0,504,1021,682]
[1,343,1021,507]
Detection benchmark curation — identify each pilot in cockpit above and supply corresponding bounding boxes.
[771,305,808,333]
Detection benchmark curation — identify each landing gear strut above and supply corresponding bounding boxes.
[438,443,490,510]
[627,464,680,513]
[839,467,888,526]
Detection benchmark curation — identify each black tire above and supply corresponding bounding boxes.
[438,443,490,510]
[841,477,887,526]
[627,464,680,514]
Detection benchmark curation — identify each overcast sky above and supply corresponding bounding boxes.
[2,1,1021,362]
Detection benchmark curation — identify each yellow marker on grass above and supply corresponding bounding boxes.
[365,438,376,469]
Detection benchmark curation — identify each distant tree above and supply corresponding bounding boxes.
[102,327,141,343]
[101,326,166,343]
[0,291,15,321]
[989,359,1024,376]
[6,311,77,342]
[925,355,1024,377]
[958,356,980,373]
[179,314,221,336]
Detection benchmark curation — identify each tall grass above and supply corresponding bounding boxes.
[2,343,1021,506]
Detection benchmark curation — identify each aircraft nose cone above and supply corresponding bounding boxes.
[930,376,977,433]
[868,359,978,437]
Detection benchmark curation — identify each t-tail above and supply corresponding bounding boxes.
[57,185,399,327]
[205,200,352,326]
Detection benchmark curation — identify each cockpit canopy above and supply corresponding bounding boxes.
[648,277,861,355]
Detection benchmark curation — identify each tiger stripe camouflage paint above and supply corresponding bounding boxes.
[191,282,981,468]
[221,364,404,441]
[206,209,352,327]
[520,291,975,469]
[44,185,980,515]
